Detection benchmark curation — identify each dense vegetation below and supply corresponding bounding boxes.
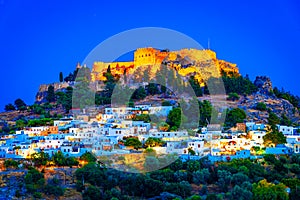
[25,168,65,199]
[273,87,300,109]
[74,154,300,200]
[221,73,258,95]
[4,150,300,199]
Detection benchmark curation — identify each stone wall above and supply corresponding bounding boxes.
[35,82,71,102]
[90,47,240,83]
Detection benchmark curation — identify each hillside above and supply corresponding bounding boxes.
[1,48,300,128]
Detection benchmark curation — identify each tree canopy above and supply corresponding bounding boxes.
[225,108,247,128]
[14,98,26,111]
[124,137,142,150]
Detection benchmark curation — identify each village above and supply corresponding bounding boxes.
[1,103,300,167]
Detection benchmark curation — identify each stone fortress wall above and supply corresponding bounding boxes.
[36,47,239,102]
[90,47,239,82]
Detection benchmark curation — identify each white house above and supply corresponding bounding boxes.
[187,140,205,155]
[250,131,266,146]
[277,125,295,135]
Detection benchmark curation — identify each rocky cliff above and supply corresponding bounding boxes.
[237,76,299,124]
[35,82,72,103]
[254,76,273,96]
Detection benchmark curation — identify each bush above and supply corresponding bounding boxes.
[227,92,240,101]
[256,102,267,111]
[33,192,42,199]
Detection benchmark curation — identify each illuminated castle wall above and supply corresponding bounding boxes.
[90,47,239,82]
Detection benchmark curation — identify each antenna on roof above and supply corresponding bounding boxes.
[208,38,210,50]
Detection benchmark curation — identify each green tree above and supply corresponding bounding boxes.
[206,194,222,200]
[263,129,287,146]
[268,112,280,128]
[164,181,192,198]
[124,138,142,150]
[132,114,151,122]
[16,119,26,130]
[52,151,66,166]
[46,85,55,102]
[192,168,210,184]
[280,114,292,126]
[225,108,246,128]
[80,152,97,163]
[72,76,94,109]
[227,92,240,101]
[132,86,146,100]
[59,72,64,82]
[44,178,65,197]
[75,163,105,188]
[31,152,50,167]
[281,178,300,200]
[231,184,253,200]
[30,104,45,114]
[4,103,15,111]
[144,147,156,156]
[217,170,232,192]
[14,98,26,111]
[64,86,73,112]
[162,100,172,106]
[222,74,258,95]
[187,160,201,172]
[25,168,45,194]
[144,137,165,147]
[4,159,19,169]
[186,195,202,200]
[256,102,267,111]
[231,172,249,186]
[189,76,203,97]
[147,83,159,95]
[83,185,101,200]
[27,118,53,127]
[188,148,196,156]
[199,100,213,126]
[252,179,288,200]
[167,107,182,130]
[273,87,300,109]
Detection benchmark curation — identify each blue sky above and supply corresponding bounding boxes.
[0,0,299,110]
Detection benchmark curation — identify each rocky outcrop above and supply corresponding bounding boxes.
[238,93,300,124]
[35,82,72,103]
[0,172,26,199]
[254,76,273,95]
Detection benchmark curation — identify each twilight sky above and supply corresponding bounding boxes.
[0,0,299,111]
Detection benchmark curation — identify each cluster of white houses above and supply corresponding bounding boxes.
[0,105,300,160]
